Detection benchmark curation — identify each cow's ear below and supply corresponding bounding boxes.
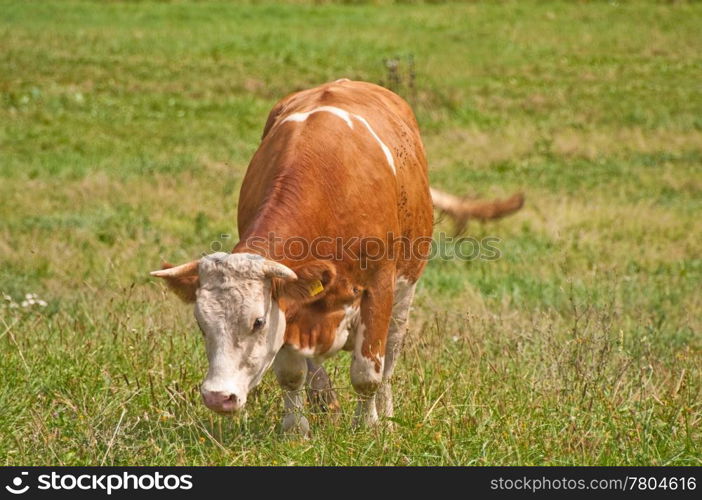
[273,260,336,303]
[150,260,200,303]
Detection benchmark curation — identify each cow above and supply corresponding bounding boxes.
[151,79,521,433]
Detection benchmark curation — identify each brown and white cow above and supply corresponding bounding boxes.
[152,79,514,433]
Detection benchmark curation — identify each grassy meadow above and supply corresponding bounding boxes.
[1,0,701,465]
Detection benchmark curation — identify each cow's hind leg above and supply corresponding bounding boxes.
[273,346,310,436]
[375,277,416,419]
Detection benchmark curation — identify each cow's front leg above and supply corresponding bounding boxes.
[273,345,310,436]
[351,276,394,427]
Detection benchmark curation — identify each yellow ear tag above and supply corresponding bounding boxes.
[308,280,324,297]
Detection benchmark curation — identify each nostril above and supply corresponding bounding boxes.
[218,393,237,407]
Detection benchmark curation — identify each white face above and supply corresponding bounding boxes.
[194,253,292,413]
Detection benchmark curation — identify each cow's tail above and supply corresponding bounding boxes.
[430,187,525,235]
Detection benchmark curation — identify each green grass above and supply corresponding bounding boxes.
[1,0,701,465]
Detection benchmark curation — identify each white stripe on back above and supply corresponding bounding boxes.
[280,105,396,174]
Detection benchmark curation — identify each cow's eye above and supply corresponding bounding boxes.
[253,317,266,331]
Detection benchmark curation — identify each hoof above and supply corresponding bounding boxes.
[352,397,379,429]
[305,359,341,414]
[282,414,311,437]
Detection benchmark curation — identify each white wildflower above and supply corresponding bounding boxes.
[5,292,49,310]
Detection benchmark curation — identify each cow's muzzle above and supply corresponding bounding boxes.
[200,386,245,414]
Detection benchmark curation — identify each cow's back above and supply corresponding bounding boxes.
[237,80,432,281]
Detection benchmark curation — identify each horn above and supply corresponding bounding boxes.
[150,260,199,278]
[262,260,297,281]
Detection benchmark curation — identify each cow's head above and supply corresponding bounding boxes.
[151,252,334,413]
